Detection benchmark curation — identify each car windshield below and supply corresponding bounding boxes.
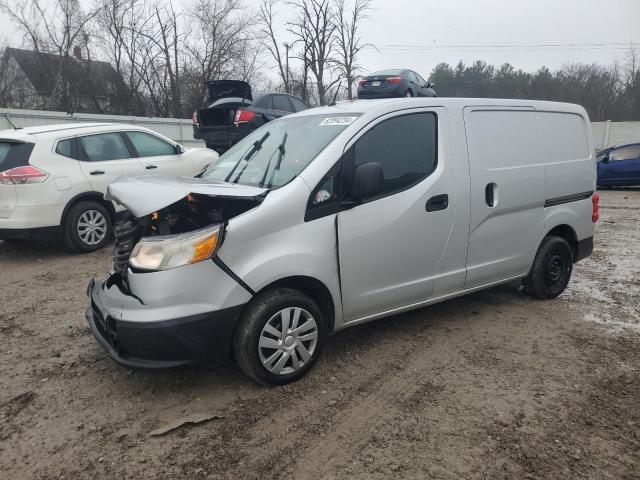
[203,114,360,188]
[370,69,405,76]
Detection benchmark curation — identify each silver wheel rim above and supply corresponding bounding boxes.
[258,307,319,375]
[406,91,413,97]
[77,209,107,246]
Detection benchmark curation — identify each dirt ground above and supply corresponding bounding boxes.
[1,189,639,480]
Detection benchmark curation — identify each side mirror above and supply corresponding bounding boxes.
[174,144,185,154]
[351,162,384,201]
[602,154,610,163]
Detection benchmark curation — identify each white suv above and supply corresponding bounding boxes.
[0,123,218,252]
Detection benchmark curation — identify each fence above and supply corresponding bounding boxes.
[2,107,639,151]
[591,121,640,151]
[0,108,204,148]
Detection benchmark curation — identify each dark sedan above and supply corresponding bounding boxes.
[357,69,436,99]
[193,80,310,154]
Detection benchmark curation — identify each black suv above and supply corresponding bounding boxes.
[193,80,310,154]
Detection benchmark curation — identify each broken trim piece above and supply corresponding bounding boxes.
[212,257,255,296]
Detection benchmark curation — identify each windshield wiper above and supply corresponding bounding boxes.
[225,131,271,183]
[260,132,287,188]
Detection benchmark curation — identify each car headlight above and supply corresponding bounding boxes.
[129,224,222,271]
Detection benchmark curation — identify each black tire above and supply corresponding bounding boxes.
[233,287,328,386]
[524,235,573,299]
[405,89,414,97]
[63,201,112,253]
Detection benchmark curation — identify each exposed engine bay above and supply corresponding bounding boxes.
[112,193,261,276]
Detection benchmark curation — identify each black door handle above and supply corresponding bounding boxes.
[426,194,449,212]
[90,170,105,175]
[485,183,496,207]
[145,165,158,170]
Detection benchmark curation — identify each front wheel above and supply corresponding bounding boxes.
[524,236,573,299]
[405,89,414,97]
[233,288,327,386]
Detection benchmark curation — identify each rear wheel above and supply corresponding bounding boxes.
[524,235,573,299]
[233,288,327,386]
[63,201,112,253]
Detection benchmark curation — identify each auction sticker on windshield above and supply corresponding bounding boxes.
[319,116,359,126]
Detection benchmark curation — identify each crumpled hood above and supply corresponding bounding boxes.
[106,176,268,218]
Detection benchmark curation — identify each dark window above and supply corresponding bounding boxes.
[0,142,34,170]
[79,133,131,162]
[272,95,293,112]
[407,71,419,83]
[127,131,176,157]
[305,161,342,221]
[370,69,404,76]
[55,139,74,158]
[610,145,640,161]
[252,94,268,108]
[289,96,309,112]
[352,112,437,197]
[414,72,428,87]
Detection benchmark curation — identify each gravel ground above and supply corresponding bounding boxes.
[1,189,639,480]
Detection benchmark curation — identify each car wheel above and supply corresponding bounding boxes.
[405,89,414,97]
[233,287,327,386]
[63,201,112,253]
[524,235,573,299]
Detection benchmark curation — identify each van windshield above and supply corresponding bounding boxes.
[203,114,360,188]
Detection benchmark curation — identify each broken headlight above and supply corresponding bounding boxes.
[129,224,222,271]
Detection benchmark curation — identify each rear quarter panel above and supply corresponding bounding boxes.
[536,109,595,199]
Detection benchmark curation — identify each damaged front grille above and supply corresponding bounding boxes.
[112,212,141,275]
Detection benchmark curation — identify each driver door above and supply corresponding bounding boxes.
[337,109,455,322]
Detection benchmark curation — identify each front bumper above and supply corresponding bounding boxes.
[85,260,251,368]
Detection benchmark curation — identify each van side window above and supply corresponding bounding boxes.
[305,162,342,222]
[353,112,437,197]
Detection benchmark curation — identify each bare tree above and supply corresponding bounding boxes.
[95,0,151,114]
[287,0,337,105]
[257,0,289,92]
[334,0,371,99]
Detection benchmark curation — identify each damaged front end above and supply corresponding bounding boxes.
[106,176,267,277]
[86,176,265,368]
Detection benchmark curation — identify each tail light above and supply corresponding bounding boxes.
[234,109,256,124]
[0,165,49,185]
[192,110,198,125]
[387,76,403,84]
[592,192,600,223]
[358,79,366,87]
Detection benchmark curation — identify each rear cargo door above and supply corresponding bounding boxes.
[463,107,545,289]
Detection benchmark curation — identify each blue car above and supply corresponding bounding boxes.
[597,143,640,187]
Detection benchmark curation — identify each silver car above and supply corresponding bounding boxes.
[86,98,597,385]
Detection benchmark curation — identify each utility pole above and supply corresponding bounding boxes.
[283,42,291,93]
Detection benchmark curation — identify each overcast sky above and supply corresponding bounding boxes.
[1,0,638,77]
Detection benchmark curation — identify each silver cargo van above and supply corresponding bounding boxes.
[86,98,598,385]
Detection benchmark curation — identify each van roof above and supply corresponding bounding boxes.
[290,97,589,119]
